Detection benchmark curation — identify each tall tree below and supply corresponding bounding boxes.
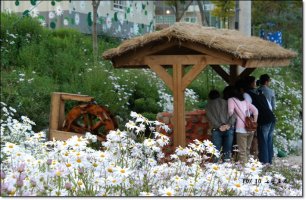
[167,0,194,22]
[196,0,209,26]
[92,0,100,65]
[211,0,235,28]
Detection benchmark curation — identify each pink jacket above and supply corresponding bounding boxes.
[228,97,258,133]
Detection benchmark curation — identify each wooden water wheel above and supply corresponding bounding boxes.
[61,103,118,141]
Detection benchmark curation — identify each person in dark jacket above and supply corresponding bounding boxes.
[206,89,236,162]
[244,76,276,166]
[258,74,275,111]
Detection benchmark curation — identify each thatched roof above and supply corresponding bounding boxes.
[103,23,297,67]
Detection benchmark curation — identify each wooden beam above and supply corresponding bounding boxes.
[113,54,243,68]
[58,98,65,130]
[172,63,186,148]
[112,41,176,67]
[210,65,230,84]
[60,93,93,102]
[49,130,85,141]
[181,42,244,65]
[205,55,238,65]
[237,68,256,80]
[182,59,207,89]
[49,93,61,140]
[244,59,291,68]
[145,55,206,65]
[145,59,173,91]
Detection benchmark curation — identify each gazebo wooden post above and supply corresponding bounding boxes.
[144,55,207,148]
[172,63,185,147]
[230,64,239,85]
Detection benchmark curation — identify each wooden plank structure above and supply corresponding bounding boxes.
[102,22,297,148]
[49,92,94,140]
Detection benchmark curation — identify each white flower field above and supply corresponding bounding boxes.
[0,102,302,196]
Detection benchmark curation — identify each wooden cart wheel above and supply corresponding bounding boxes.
[62,104,118,141]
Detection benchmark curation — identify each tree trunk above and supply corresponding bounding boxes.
[171,0,194,22]
[92,0,100,65]
[196,0,208,26]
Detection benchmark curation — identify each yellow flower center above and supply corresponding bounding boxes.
[66,163,71,167]
[76,158,81,163]
[255,188,259,192]
[64,152,69,156]
[107,168,113,173]
[100,154,105,158]
[166,191,172,196]
[235,183,241,188]
[213,166,219,171]
[251,167,256,171]
[77,181,83,186]
[93,163,98,167]
[9,189,16,196]
[55,171,61,176]
[8,144,14,148]
[112,179,117,183]
[120,169,126,174]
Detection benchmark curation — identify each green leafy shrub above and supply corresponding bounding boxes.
[1,69,58,131]
[134,98,160,113]
[1,13,44,68]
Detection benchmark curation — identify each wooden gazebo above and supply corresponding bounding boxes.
[102,23,297,148]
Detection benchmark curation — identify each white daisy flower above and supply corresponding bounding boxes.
[115,166,131,177]
[125,120,137,130]
[143,138,156,147]
[175,146,188,156]
[139,192,154,196]
[159,187,175,196]
[106,176,122,186]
